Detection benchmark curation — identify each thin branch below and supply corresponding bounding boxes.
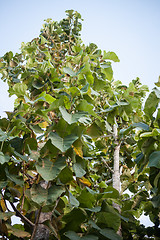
[52,197,60,215]
[9,201,34,227]
[30,206,42,240]
[106,179,113,184]
[122,190,144,201]
[101,157,114,173]
[21,160,25,211]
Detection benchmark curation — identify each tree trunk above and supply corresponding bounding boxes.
[33,212,52,240]
[112,124,122,236]
[31,181,52,240]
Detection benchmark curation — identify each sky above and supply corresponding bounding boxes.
[0,0,160,226]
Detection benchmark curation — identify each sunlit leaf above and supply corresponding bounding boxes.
[79,177,91,187]
[63,67,76,77]
[59,106,88,125]
[49,132,78,152]
[103,51,120,62]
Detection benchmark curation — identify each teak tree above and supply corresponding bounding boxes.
[0,10,160,240]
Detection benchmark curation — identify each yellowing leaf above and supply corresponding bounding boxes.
[73,146,83,158]
[39,121,49,128]
[73,139,83,158]
[6,224,31,237]
[0,199,7,212]
[79,177,91,187]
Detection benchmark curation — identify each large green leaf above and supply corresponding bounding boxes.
[0,152,10,164]
[144,91,159,118]
[97,212,121,231]
[62,208,86,231]
[0,129,8,141]
[101,63,113,81]
[148,151,160,168]
[100,228,122,240]
[30,184,64,206]
[100,186,119,199]
[63,67,76,77]
[76,99,100,119]
[65,231,98,240]
[59,106,88,125]
[11,83,28,97]
[49,132,78,152]
[36,156,66,181]
[132,122,149,131]
[58,166,73,183]
[47,185,65,205]
[69,191,79,207]
[103,51,120,62]
[73,162,86,178]
[86,123,102,138]
[77,188,96,208]
[65,231,80,240]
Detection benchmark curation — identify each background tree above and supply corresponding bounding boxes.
[0,10,159,239]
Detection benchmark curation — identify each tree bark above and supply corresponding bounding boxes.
[112,124,122,236]
[113,124,120,192]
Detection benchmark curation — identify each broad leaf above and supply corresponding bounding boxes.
[148,151,160,168]
[82,235,99,240]
[59,106,88,125]
[49,132,78,152]
[6,224,31,238]
[69,191,79,207]
[101,63,113,81]
[63,67,76,77]
[103,51,120,62]
[30,184,65,206]
[73,162,86,178]
[0,152,10,164]
[12,83,28,97]
[62,208,86,231]
[97,212,121,231]
[76,99,100,119]
[77,188,96,208]
[36,156,66,181]
[100,228,122,240]
[65,231,80,240]
[58,166,73,184]
[144,91,159,118]
[132,122,149,131]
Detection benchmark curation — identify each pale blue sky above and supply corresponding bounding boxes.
[0,0,159,226]
[1,0,160,117]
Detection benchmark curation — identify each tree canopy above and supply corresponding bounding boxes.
[0,10,160,239]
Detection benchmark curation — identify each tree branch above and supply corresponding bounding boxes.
[122,189,144,201]
[9,201,34,227]
[101,157,114,173]
[30,206,42,240]
[106,178,113,184]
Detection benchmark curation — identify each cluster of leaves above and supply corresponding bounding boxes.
[0,10,159,239]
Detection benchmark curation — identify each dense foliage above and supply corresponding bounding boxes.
[0,10,160,239]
